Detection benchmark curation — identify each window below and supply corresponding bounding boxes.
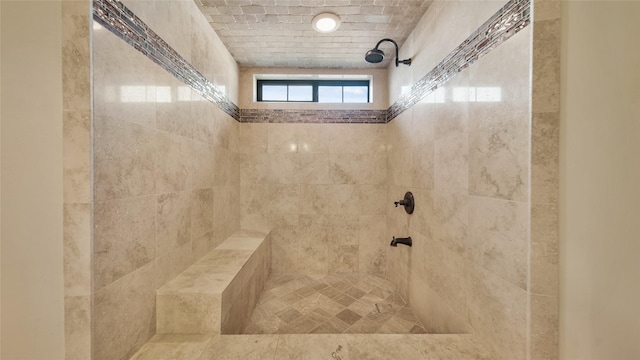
[257,80,370,103]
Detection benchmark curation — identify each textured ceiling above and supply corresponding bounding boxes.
[194,0,432,69]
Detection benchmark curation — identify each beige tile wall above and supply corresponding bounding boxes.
[62,1,92,359]
[386,0,539,359]
[91,1,240,359]
[239,123,388,277]
[531,0,560,359]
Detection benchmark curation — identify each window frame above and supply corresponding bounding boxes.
[256,79,370,103]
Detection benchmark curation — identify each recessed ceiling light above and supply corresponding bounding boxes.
[312,13,340,33]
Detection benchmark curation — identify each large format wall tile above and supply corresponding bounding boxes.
[531,18,561,114]
[93,196,156,290]
[155,79,194,139]
[191,141,215,190]
[240,121,388,276]
[154,131,192,194]
[468,111,529,202]
[63,110,91,204]
[385,2,536,359]
[531,294,559,359]
[531,111,560,204]
[64,203,92,296]
[157,192,193,257]
[468,197,529,290]
[530,203,559,296]
[94,262,157,360]
[434,133,468,195]
[153,0,193,64]
[430,192,469,257]
[239,123,269,154]
[91,1,241,357]
[467,265,528,359]
[64,295,91,360]
[327,124,386,155]
[422,235,469,322]
[329,154,386,185]
[408,276,468,334]
[192,189,214,239]
[93,117,157,201]
[155,242,195,289]
[93,24,157,129]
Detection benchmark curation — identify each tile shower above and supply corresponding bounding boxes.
[61,0,560,359]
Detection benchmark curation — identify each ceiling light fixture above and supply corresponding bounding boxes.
[312,13,340,33]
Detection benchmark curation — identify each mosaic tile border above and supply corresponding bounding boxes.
[93,0,529,124]
[387,0,531,122]
[240,109,387,124]
[93,0,240,120]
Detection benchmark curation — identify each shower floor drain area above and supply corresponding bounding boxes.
[243,273,427,334]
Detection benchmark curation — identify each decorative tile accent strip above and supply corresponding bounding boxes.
[240,109,387,124]
[387,0,531,122]
[93,0,240,120]
[93,0,529,125]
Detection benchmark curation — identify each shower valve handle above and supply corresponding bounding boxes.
[393,192,415,214]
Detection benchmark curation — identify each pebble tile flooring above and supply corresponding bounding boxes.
[243,273,427,335]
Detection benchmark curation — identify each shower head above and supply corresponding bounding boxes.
[364,38,411,67]
[365,48,385,64]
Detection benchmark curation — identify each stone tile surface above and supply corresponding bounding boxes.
[198,335,279,360]
[129,335,212,360]
[129,334,490,360]
[243,273,425,335]
[194,2,432,68]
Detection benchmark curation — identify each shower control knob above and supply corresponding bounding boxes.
[394,191,414,214]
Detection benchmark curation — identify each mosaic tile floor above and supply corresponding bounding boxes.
[243,273,427,335]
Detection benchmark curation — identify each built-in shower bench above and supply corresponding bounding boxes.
[156,230,271,335]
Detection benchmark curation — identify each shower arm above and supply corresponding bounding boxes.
[374,38,412,67]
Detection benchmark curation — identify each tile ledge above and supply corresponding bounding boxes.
[130,333,492,360]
